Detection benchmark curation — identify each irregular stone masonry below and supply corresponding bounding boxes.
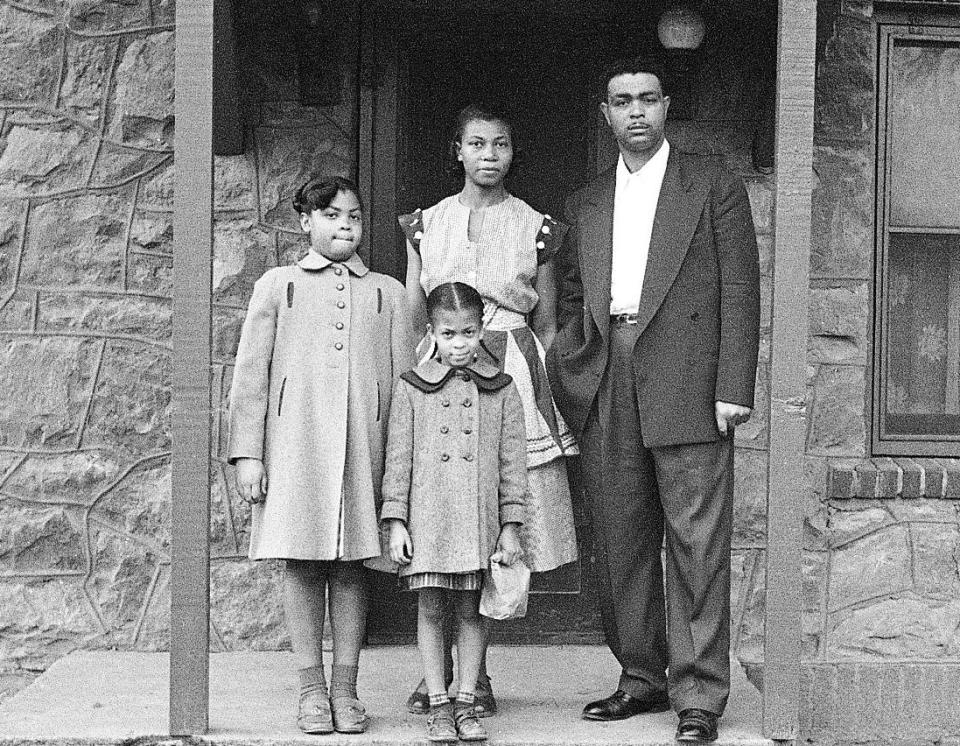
[0,0,350,673]
[3,4,959,735]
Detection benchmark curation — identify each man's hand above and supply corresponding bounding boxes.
[235,458,267,504]
[715,401,752,437]
[387,519,413,564]
[491,523,522,566]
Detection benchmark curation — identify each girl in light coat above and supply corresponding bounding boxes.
[229,176,413,735]
[382,282,527,743]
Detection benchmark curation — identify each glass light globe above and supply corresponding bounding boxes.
[657,5,706,50]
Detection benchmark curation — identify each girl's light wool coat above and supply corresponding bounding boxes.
[380,359,528,576]
[229,251,414,561]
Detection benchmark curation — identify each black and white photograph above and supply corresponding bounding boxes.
[0,1,958,744]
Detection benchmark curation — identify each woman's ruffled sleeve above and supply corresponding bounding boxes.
[535,214,568,265]
[397,209,425,254]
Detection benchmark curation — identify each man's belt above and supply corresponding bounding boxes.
[611,312,640,325]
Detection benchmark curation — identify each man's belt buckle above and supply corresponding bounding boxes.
[612,312,639,325]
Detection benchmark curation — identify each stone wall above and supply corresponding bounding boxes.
[799,0,960,739]
[0,0,355,684]
[3,1,958,736]
[805,0,960,666]
[0,0,176,680]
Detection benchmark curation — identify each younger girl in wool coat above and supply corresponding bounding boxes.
[229,176,413,735]
[381,282,527,743]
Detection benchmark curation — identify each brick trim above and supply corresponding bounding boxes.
[827,457,960,498]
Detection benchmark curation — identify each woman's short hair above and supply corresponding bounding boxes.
[445,104,523,178]
[425,281,485,325]
[292,175,364,215]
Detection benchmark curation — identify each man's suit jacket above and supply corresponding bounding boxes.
[546,149,760,448]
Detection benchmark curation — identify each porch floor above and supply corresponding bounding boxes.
[0,647,770,746]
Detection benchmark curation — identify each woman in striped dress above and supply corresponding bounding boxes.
[399,105,578,715]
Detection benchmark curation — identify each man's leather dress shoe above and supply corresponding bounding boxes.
[582,689,670,721]
[676,708,719,742]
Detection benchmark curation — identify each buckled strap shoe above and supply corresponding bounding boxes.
[676,708,719,743]
[582,689,670,721]
[297,690,334,734]
[454,705,488,741]
[331,695,368,734]
[426,702,457,743]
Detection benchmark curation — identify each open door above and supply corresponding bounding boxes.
[360,0,651,643]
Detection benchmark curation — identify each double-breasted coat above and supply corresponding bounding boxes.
[380,359,527,577]
[546,147,760,714]
[547,150,761,445]
[228,251,414,561]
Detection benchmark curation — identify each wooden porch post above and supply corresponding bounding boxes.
[764,0,816,740]
[171,0,214,735]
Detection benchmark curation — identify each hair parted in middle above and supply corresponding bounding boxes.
[445,104,523,178]
[425,281,485,325]
[597,56,670,102]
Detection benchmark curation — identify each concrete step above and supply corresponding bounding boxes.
[0,647,771,746]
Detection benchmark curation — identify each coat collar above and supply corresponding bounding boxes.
[402,358,512,393]
[297,250,369,276]
[584,147,698,209]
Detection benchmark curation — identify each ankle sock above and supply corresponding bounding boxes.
[429,692,450,708]
[298,665,327,697]
[330,663,358,699]
[455,690,475,706]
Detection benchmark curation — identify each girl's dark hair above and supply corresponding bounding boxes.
[292,175,364,215]
[425,282,484,325]
[597,56,670,102]
[445,104,523,178]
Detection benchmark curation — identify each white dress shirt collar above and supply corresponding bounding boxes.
[615,139,670,188]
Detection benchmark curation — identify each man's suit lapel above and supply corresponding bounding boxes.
[582,167,616,337]
[634,151,709,337]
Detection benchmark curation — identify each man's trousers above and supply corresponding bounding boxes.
[581,320,734,715]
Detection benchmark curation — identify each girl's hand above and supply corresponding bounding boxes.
[235,458,267,504]
[387,520,413,564]
[491,523,522,566]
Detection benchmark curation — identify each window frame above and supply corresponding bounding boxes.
[872,19,960,456]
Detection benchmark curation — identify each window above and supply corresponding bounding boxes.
[874,23,960,455]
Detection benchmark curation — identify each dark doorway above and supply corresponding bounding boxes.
[393,3,652,222]
[364,1,654,644]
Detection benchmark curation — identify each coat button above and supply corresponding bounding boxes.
[336,283,345,291]
[334,342,343,350]
[335,322,344,330]
[337,300,345,309]
[440,453,450,462]
[462,399,472,407]
[463,454,474,462]
[334,267,343,275]
[440,425,449,434]
[463,427,472,435]
[441,399,450,407]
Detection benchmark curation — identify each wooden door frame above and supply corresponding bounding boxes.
[171,0,214,735]
[763,0,815,739]
[358,2,402,280]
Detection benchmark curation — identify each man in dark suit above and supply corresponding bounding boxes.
[546,57,760,743]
